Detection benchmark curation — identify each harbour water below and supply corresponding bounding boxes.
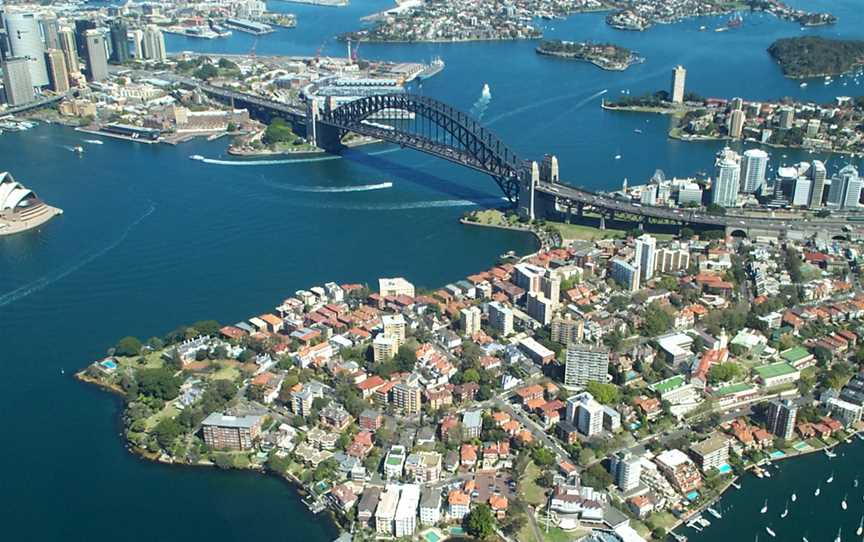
[1,0,864,540]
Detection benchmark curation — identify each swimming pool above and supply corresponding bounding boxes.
[717,463,732,474]
[423,532,441,542]
[770,450,786,459]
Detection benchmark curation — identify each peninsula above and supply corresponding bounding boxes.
[768,36,864,79]
[0,171,62,236]
[536,39,642,71]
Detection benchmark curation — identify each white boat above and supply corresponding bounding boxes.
[825,449,837,458]
[835,527,842,542]
[732,481,741,489]
[764,470,772,478]
[842,495,848,510]
[855,478,859,488]
[707,507,722,519]
[614,154,622,160]
[791,493,797,502]
[780,501,789,518]
[815,486,821,497]
[856,516,863,536]
[761,500,768,514]
[189,155,205,161]
[766,527,776,538]
[799,82,807,88]
[828,473,835,483]
[803,537,809,542]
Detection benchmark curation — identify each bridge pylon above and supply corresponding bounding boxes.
[518,161,539,221]
[305,97,342,152]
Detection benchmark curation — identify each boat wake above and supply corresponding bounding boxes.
[273,181,393,193]
[334,197,507,211]
[83,139,104,145]
[200,155,342,166]
[0,203,156,309]
[470,83,492,120]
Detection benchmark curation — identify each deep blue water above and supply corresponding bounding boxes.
[1,0,863,540]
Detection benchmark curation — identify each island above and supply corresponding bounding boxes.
[768,36,864,79]
[536,39,643,71]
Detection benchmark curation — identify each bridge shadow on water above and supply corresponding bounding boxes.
[340,146,510,209]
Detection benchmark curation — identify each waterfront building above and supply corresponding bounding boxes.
[610,451,642,492]
[809,160,827,208]
[825,397,862,427]
[610,258,640,292]
[826,165,862,209]
[806,118,821,137]
[83,29,108,82]
[641,184,657,205]
[677,182,703,205]
[379,276,415,298]
[108,19,130,64]
[460,306,481,336]
[671,65,686,104]
[201,413,263,450]
[44,49,69,93]
[488,301,514,336]
[526,292,553,325]
[779,106,794,129]
[4,12,48,87]
[766,399,797,440]
[654,449,702,495]
[57,27,80,74]
[551,314,584,345]
[727,109,745,139]
[1,57,34,106]
[635,234,656,282]
[741,148,768,194]
[394,484,420,537]
[689,433,730,472]
[791,176,812,207]
[712,153,741,207]
[141,25,166,62]
[564,343,609,388]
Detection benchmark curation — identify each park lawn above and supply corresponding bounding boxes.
[542,526,589,542]
[646,511,678,531]
[144,403,179,432]
[517,519,540,542]
[471,209,510,226]
[520,462,548,507]
[547,220,676,242]
[211,361,241,382]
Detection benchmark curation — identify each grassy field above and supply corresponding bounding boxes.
[520,462,548,507]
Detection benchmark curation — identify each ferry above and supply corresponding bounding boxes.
[417,57,445,80]
[189,155,205,161]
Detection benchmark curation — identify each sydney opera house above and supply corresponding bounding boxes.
[0,172,62,236]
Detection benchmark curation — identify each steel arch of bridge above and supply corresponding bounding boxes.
[319,93,526,203]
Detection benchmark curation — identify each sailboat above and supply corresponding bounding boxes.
[835,527,842,542]
[815,486,821,497]
[842,494,848,510]
[780,501,789,518]
[791,493,797,502]
[827,473,835,484]
[761,500,768,514]
[856,516,863,536]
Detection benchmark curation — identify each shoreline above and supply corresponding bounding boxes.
[535,47,641,71]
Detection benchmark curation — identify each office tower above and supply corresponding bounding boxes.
[488,301,513,336]
[460,306,481,336]
[540,154,559,182]
[740,148,768,194]
[141,25,166,62]
[83,29,108,82]
[0,7,9,59]
[108,20,130,64]
[39,14,60,50]
[712,157,741,207]
[526,292,553,326]
[564,343,610,388]
[1,56,34,105]
[610,259,640,292]
[809,160,827,208]
[57,27,80,73]
[74,19,96,59]
[610,451,642,492]
[4,12,48,87]
[827,165,863,209]
[727,109,745,139]
[131,29,144,59]
[44,49,68,92]
[778,107,794,129]
[766,399,797,440]
[634,234,656,282]
[671,65,686,104]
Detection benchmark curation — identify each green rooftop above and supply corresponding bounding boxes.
[713,383,755,396]
[754,361,798,380]
[651,375,686,395]
[781,346,812,364]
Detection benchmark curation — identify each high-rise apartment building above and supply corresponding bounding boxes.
[741,148,768,194]
[57,27,80,74]
[141,24,166,62]
[564,343,609,388]
[809,160,827,208]
[635,234,656,282]
[671,65,686,104]
[460,306,481,336]
[488,301,513,336]
[766,399,797,440]
[827,165,862,209]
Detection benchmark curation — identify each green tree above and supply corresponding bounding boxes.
[531,446,556,467]
[153,417,183,449]
[586,382,620,405]
[115,336,143,357]
[464,504,495,540]
[642,302,673,337]
[136,368,182,400]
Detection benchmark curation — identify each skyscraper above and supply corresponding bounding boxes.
[740,148,768,194]
[610,451,642,492]
[39,14,60,50]
[827,165,863,209]
[635,234,657,282]
[671,65,686,104]
[57,27,80,74]
[727,109,745,139]
[141,25,166,62]
[1,56,34,105]
[564,343,610,388]
[74,19,96,58]
[712,150,741,207]
[809,160,827,208]
[108,19,130,64]
[4,12,48,87]
[131,29,144,59]
[766,399,797,440]
[44,48,68,92]
[83,29,108,82]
